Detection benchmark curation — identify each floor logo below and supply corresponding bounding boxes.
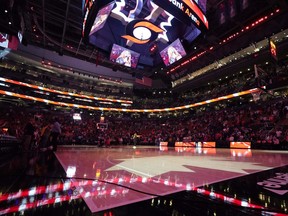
[257,173,288,195]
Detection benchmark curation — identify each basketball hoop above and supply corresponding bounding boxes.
[252,91,261,102]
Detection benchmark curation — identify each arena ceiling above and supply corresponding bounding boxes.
[1,0,288,87]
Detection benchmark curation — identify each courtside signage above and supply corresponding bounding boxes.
[257,173,288,195]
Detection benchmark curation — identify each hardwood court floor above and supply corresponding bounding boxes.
[1,146,288,215]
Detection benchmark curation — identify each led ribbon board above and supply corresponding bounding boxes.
[0,88,260,113]
[153,0,208,31]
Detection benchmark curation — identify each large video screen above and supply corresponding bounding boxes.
[160,38,187,66]
[89,2,114,35]
[0,33,20,50]
[72,113,82,121]
[0,33,9,48]
[110,44,140,68]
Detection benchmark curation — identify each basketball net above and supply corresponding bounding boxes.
[252,91,262,102]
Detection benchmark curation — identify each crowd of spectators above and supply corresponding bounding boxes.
[1,61,288,151]
[0,96,287,151]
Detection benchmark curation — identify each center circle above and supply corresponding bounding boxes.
[133,26,152,40]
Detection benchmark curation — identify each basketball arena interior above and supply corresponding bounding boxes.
[1,0,288,215]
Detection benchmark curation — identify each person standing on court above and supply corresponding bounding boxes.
[50,117,61,152]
